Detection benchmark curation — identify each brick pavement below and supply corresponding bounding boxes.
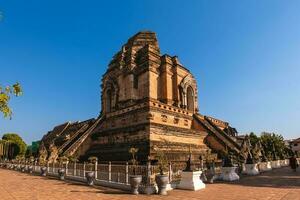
[0,167,299,200]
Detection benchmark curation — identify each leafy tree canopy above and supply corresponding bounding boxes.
[0,83,22,119]
[249,132,260,146]
[2,133,27,158]
[25,141,40,158]
[260,132,286,160]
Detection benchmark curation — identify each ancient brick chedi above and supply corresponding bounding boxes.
[39,31,241,163]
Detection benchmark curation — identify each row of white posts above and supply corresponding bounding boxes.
[1,160,175,188]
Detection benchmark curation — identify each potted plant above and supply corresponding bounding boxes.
[154,148,169,195]
[129,147,142,195]
[85,156,97,186]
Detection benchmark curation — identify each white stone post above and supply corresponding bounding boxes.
[65,162,68,175]
[74,162,76,176]
[108,162,111,182]
[94,160,98,179]
[168,162,172,183]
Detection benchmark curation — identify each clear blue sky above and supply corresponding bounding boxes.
[1,0,299,144]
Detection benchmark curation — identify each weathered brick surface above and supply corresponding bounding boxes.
[0,167,299,200]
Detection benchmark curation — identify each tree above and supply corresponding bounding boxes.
[260,132,286,160]
[2,133,27,159]
[0,83,22,119]
[249,132,259,146]
[25,141,40,158]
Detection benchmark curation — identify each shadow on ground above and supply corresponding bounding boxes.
[218,167,300,189]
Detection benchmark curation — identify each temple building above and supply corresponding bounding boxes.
[39,31,242,163]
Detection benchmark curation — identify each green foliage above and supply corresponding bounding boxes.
[88,156,98,163]
[129,147,138,166]
[25,145,33,157]
[15,154,25,161]
[249,132,259,146]
[0,83,22,119]
[25,141,40,158]
[155,148,169,175]
[129,147,139,175]
[260,132,286,160]
[2,133,27,158]
[68,155,79,162]
[31,141,40,156]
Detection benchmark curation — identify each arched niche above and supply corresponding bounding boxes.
[102,77,119,114]
[186,86,194,111]
[179,74,198,113]
[105,89,112,113]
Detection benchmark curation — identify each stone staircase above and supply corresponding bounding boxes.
[194,113,241,155]
[63,117,103,156]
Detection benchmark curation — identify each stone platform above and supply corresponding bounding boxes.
[177,171,205,191]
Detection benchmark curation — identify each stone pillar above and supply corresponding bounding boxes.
[65,162,68,175]
[183,93,187,108]
[73,162,76,176]
[108,162,111,182]
[160,55,174,105]
[168,163,172,183]
[94,160,98,179]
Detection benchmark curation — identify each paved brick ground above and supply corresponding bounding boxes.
[0,167,299,200]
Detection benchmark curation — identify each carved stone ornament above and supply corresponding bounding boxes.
[184,119,189,126]
[173,117,180,124]
[38,142,48,163]
[161,115,168,122]
[146,113,154,120]
[48,142,59,163]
